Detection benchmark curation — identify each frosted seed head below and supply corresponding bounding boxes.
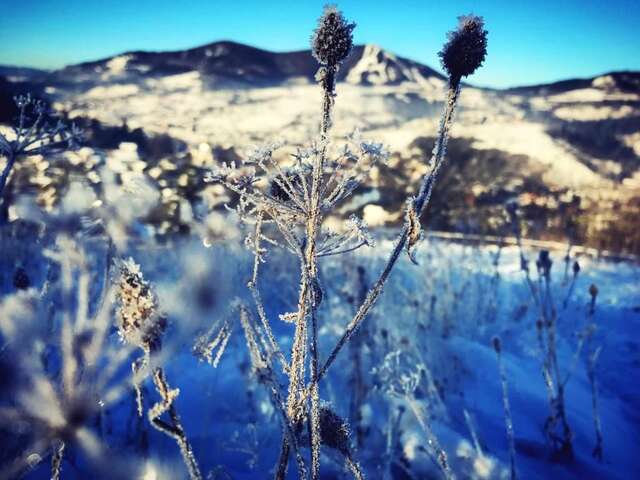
[115,258,166,352]
[439,15,488,83]
[311,5,356,66]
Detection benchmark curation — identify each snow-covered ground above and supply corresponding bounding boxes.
[2,230,638,479]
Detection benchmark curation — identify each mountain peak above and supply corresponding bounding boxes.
[343,44,445,86]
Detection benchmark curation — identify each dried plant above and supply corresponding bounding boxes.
[585,285,603,461]
[492,337,517,480]
[507,205,606,462]
[0,94,81,221]
[372,350,453,479]
[114,258,202,480]
[0,237,135,479]
[206,7,487,479]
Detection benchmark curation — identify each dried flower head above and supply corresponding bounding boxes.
[536,250,552,278]
[492,336,502,353]
[311,5,356,66]
[439,15,488,82]
[589,283,599,299]
[572,261,581,276]
[115,258,166,352]
[13,267,30,290]
[318,406,351,454]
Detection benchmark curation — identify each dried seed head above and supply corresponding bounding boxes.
[115,258,166,352]
[589,284,599,299]
[439,15,488,83]
[572,261,581,276]
[311,5,356,67]
[13,267,30,290]
[492,336,501,353]
[319,406,351,454]
[536,250,552,278]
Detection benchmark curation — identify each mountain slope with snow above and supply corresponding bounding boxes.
[1,41,639,251]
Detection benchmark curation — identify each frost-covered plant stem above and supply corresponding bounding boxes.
[588,347,603,461]
[0,151,16,201]
[320,66,336,140]
[586,286,603,461]
[509,218,574,459]
[0,95,81,220]
[317,83,460,384]
[493,338,517,480]
[406,396,454,480]
[541,275,573,458]
[345,455,365,480]
[50,441,65,480]
[148,367,202,480]
[248,214,290,374]
[283,13,343,480]
[238,306,308,479]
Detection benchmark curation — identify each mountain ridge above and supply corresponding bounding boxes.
[1,40,637,91]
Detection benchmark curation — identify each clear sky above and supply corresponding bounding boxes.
[1,0,639,88]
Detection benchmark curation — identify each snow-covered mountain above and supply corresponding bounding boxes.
[1,41,639,252]
[35,41,445,90]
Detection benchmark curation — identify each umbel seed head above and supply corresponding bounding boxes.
[439,14,488,83]
[311,5,356,67]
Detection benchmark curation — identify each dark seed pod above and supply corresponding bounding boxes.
[319,406,351,454]
[572,261,580,275]
[13,268,30,290]
[439,15,488,83]
[537,250,552,277]
[311,5,356,67]
[589,284,598,299]
[492,336,501,353]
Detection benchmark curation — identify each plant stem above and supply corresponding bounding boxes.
[0,152,16,222]
[149,368,202,480]
[51,441,65,480]
[495,344,517,480]
[317,83,461,384]
[406,396,453,480]
[283,61,338,480]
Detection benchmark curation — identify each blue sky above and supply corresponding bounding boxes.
[1,0,639,88]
